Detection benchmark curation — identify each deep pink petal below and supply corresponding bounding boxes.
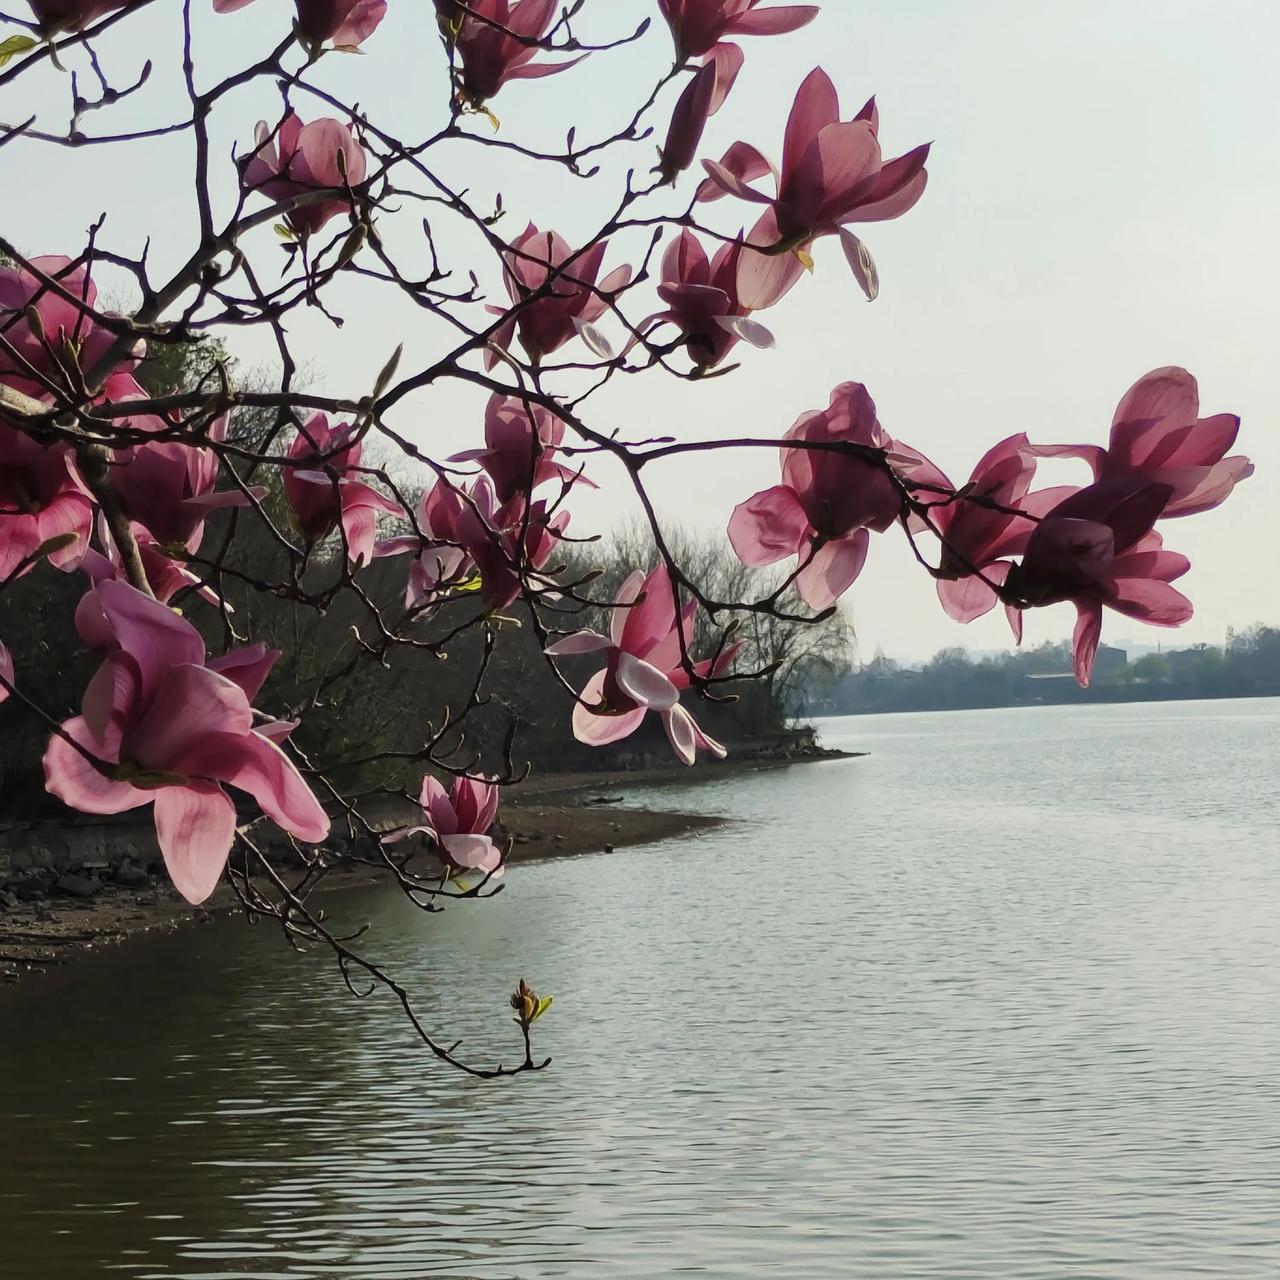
[728,484,811,566]
[937,566,1004,625]
[1107,578,1194,626]
[88,580,205,696]
[133,665,255,772]
[1110,366,1198,439]
[182,731,330,843]
[1072,601,1104,687]
[782,67,840,185]
[545,629,613,656]
[795,532,869,610]
[726,4,819,38]
[43,717,151,816]
[153,783,237,905]
[208,644,279,702]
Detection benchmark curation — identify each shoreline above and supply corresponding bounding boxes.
[0,749,856,984]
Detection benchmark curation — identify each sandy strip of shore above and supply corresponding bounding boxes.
[0,751,853,983]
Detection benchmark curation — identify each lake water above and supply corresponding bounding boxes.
[2,699,1280,1278]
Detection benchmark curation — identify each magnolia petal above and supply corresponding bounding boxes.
[573,317,616,360]
[728,485,810,566]
[714,314,776,348]
[153,783,238,906]
[187,731,330,843]
[615,651,680,711]
[795,533,870,611]
[545,630,614,656]
[662,704,698,766]
[440,832,504,876]
[838,228,880,301]
[43,717,152,816]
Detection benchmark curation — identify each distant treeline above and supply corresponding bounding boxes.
[800,626,1280,716]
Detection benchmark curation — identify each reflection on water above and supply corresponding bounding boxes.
[2,698,1280,1278]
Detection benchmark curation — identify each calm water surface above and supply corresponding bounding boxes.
[3,699,1280,1278]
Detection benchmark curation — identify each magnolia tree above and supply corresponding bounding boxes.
[0,0,1253,1073]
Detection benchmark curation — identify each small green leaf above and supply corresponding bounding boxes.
[530,995,553,1023]
[0,34,38,69]
[33,532,77,559]
[274,222,297,241]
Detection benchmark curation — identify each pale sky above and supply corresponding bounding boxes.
[4,0,1276,663]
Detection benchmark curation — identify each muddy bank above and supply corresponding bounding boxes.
[0,749,856,984]
[0,799,724,984]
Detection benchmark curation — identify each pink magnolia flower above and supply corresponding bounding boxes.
[488,223,632,367]
[379,476,566,613]
[0,423,93,582]
[1031,367,1252,518]
[386,773,504,878]
[108,388,261,552]
[1004,478,1192,687]
[0,254,143,396]
[545,564,736,765]
[283,413,401,565]
[375,482,480,613]
[212,0,386,51]
[401,542,474,614]
[433,477,566,610]
[914,434,1077,631]
[443,0,581,107]
[25,0,132,35]
[43,581,329,905]
[649,229,777,369]
[448,393,584,504]
[0,638,13,704]
[241,112,368,239]
[699,68,930,308]
[658,0,818,60]
[728,382,921,610]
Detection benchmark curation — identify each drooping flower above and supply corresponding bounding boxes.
[1030,367,1252,518]
[448,393,584,505]
[728,382,925,610]
[43,581,329,904]
[385,773,504,879]
[283,413,402,565]
[699,68,930,308]
[648,229,777,370]
[0,422,93,582]
[24,0,133,36]
[914,434,1078,631]
[488,223,632,367]
[545,564,736,765]
[0,254,143,397]
[657,0,818,60]
[107,386,261,552]
[212,0,386,52]
[240,112,368,239]
[1004,478,1192,686]
[441,0,581,108]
